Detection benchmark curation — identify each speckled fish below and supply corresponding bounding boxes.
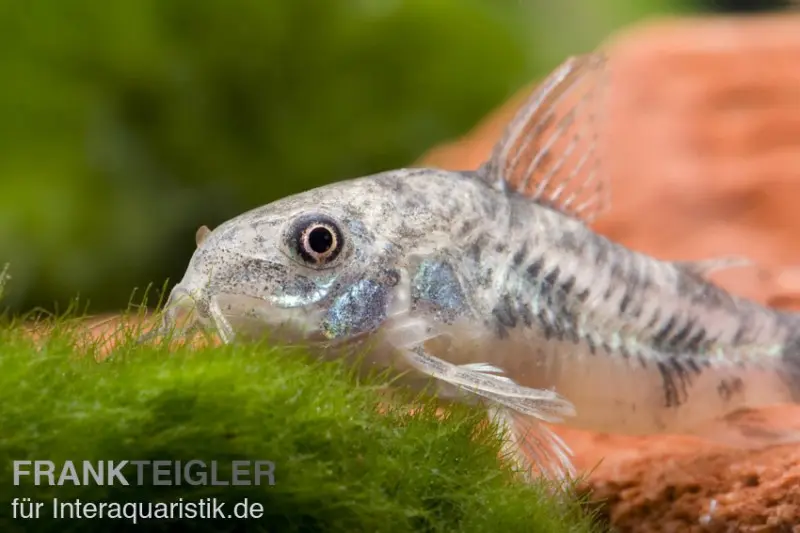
[150,53,800,480]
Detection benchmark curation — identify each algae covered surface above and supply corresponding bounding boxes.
[0,308,603,532]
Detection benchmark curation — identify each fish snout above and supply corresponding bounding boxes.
[160,283,211,335]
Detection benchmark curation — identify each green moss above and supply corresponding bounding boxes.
[0,308,603,532]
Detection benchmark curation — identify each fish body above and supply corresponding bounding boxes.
[157,54,800,479]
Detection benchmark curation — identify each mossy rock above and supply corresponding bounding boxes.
[0,309,603,532]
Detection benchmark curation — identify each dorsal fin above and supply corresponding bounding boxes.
[478,52,610,224]
[676,256,754,279]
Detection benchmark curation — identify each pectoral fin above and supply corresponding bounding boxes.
[400,345,577,481]
[403,346,575,417]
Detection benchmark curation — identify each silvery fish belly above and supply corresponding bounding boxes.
[156,52,800,481]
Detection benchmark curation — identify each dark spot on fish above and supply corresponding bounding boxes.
[543,266,560,289]
[717,377,744,403]
[491,319,510,340]
[657,357,694,408]
[492,294,517,329]
[381,176,408,195]
[646,308,661,329]
[557,231,580,253]
[610,260,625,280]
[561,275,576,297]
[673,361,693,401]
[519,302,534,327]
[543,269,576,343]
[594,239,611,265]
[525,262,584,346]
[459,219,477,236]
[472,266,494,291]
[732,324,747,345]
[403,197,421,211]
[411,259,467,324]
[629,299,645,320]
[576,289,590,303]
[657,360,679,408]
[541,318,554,341]
[381,268,401,287]
[653,316,677,346]
[526,258,544,280]
[466,233,490,262]
[685,327,709,353]
[586,337,597,355]
[603,285,614,300]
[669,319,695,351]
[237,258,290,285]
[396,222,424,240]
[512,243,528,267]
[685,358,703,375]
[619,291,632,314]
[467,243,482,263]
[494,242,508,254]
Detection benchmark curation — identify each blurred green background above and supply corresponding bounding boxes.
[0,0,790,314]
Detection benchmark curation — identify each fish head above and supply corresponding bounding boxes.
[160,177,409,345]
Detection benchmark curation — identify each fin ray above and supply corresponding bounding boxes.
[489,405,576,481]
[676,256,755,279]
[403,346,574,409]
[479,52,610,224]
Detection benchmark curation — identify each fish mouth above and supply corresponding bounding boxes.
[141,284,209,342]
[149,285,328,346]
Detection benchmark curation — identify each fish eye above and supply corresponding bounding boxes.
[289,214,345,267]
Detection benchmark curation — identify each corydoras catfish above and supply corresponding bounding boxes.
[150,53,800,480]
